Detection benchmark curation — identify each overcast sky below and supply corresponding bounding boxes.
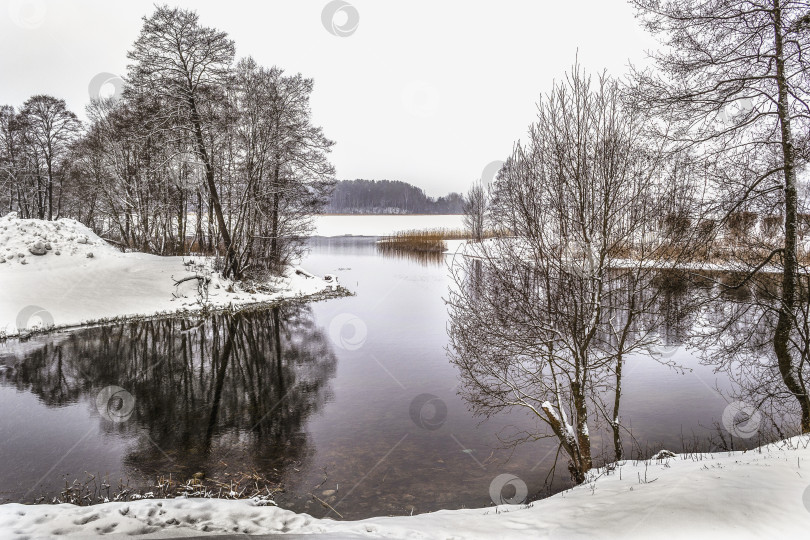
[1,0,656,197]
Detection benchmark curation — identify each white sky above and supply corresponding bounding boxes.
[0,0,656,197]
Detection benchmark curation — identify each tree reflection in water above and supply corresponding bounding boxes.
[449,257,751,479]
[3,305,337,495]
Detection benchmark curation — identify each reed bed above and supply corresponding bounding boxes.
[378,228,456,253]
[377,227,486,255]
[377,227,507,255]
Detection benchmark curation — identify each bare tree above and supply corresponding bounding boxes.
[632,0,810,432]
[224,58,335,275]
[254,64,335,272]
[17,95,81,220]
[0,105,23,215]
[463,180,487,242]
[448,65,678,482]
[126,6,239,276]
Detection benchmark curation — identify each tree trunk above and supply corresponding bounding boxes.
[541,400,586,484]
[195,190,204,252]
[46,166,53,220]
[37,167,44,219]
[772,1,810,433]
[612,355,624,461]
[270,162,281,273]
[187,95,239,278]
[572,380,592,473]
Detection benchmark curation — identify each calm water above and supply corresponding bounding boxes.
[0,237,733,519]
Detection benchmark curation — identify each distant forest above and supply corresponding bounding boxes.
[326,180,464,214]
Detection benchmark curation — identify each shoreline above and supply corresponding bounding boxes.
[2,435,808,538]
[0,213,350,341]
[0,285,352,343]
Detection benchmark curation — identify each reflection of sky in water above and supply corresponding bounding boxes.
[0,237,733,519]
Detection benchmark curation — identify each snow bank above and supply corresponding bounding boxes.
[2,437,809,538]
[0,213,338,336]
[0,211,117,264]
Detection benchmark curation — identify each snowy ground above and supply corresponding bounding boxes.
[0,213,338,337]
[313,215,465,237]
[1,436,809,538]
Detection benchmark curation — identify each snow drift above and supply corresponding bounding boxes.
[0,212,338,336]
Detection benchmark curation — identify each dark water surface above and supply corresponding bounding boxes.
[0,237,733,519]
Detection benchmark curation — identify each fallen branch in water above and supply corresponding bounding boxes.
[310,493,343,518]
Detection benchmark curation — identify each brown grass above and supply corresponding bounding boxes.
[378,228,460,254]
[377,228,506,255]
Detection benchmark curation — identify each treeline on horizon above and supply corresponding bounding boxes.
[326,179,464,214]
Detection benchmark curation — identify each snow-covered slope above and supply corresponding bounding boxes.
[1,437,809,538]
[0,212,337,336]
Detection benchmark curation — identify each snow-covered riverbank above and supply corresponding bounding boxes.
[0,213,340,337]
[1,436,809,538]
